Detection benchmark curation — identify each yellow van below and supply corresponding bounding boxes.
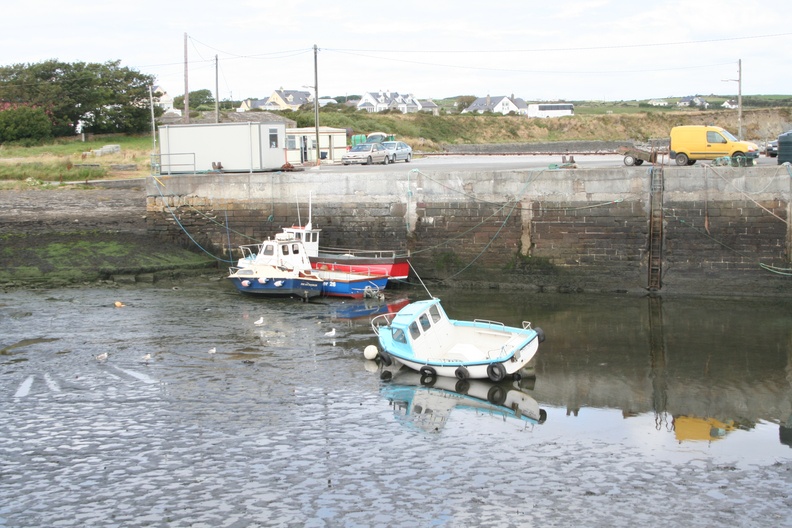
[669,125,759,165]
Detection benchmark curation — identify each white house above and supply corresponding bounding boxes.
[356,91,424,113]
[647,99,669,107]
[152,86,174,111]
[461,95,528,115]
[677,96,709,109]
[722,99,739,109]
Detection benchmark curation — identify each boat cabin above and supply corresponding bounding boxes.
[237,232,314,272]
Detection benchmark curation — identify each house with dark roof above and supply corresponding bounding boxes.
[238,89,314,112]
[677,96,709,109]
[356,90,426,113]
[461,95,528,115]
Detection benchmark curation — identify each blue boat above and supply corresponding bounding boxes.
[228,233,324,300]
[371,298,545,381]
[229,231,389,299]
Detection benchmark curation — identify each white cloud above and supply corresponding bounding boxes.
[1,0,789,101]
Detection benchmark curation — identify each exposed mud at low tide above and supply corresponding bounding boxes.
[1,284,791,527]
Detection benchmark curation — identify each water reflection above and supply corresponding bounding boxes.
[379,367,546,433]
[424,289,792,452]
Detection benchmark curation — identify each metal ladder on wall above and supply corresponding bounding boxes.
[647,166,664,291]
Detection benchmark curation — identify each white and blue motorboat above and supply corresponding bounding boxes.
[371,298,545,382]
[229,231,389,299]
[227,232,324,300]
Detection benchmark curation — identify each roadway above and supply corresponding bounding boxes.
[312,153,781,173]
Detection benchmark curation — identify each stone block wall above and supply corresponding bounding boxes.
[146,166,791,295]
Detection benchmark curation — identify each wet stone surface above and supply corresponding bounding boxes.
[1,284,791,527]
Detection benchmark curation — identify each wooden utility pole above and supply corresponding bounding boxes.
[313,44,320,165]
[737,59,743,140]
[215,55,220,123]
[184,32,190,124]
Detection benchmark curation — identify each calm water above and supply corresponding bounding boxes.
[1,280,791,527]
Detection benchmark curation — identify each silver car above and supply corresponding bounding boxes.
[342,143,390,165]
[382,141,412,163]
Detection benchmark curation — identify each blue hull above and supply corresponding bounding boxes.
[321,276,389,298]
[228,277,323,299]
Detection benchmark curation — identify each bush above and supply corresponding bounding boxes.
[0,106,53,143]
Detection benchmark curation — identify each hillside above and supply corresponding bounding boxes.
[311,107,792,152]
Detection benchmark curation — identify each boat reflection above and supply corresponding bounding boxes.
[380,368,547,433]
[330,296,410,321]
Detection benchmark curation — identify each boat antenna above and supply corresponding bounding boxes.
[408,260,434,299]
[306,191,312,230]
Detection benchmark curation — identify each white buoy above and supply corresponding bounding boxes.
[363,345,378,360]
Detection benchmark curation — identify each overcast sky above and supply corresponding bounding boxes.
[3,0,790,103]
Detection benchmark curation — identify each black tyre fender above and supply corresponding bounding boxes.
[487,385,507,406]
[455,366,470,380]
[487,363,506,383]
[420,373,436,387]
[455,379,470,394]
[535,327,546,343]
[419,365,436,378]
[379,350,392,366]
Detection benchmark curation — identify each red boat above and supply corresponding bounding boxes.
[282,224,410,281]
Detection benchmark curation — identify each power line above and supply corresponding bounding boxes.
[326,31,792,54]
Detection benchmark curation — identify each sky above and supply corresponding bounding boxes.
[2,0,791,104]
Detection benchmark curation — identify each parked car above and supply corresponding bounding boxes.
[342,143,390,165]
[766,140,778,157]
[381,141,413,163]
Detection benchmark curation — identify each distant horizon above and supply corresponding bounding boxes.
[3,2,790,103]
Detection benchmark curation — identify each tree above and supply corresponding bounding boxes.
[456,96,476,112]
[173,89,215,110]
[0,60,155,136]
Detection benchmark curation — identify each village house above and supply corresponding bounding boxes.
[722,99,739,109]
[677,96,709,109]
[238,89,313,112]
[461,95,529,115]
[356,90,436,114]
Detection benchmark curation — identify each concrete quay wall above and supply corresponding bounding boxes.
[146,164,792,295]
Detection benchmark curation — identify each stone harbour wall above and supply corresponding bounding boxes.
[146,164,792,295]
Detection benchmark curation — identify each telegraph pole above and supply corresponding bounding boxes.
[184,33,190,124]
[737,59,743,140]
[313,44,320,165]
[215,55,220,123]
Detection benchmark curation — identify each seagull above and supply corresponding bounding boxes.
[324,328,336,337]
[142,353,151,362]
[208,347,217,354]
[114,301,125,308]
[95,352,109,362]
[254,317,264,326]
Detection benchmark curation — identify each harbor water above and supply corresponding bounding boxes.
[1,280,791,527]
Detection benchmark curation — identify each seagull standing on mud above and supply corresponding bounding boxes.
[95,352,109,362]
[208,347,217,354]
[324,328,336,337]
[254,317,264,326]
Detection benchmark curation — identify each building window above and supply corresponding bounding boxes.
[269,129,279,148]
